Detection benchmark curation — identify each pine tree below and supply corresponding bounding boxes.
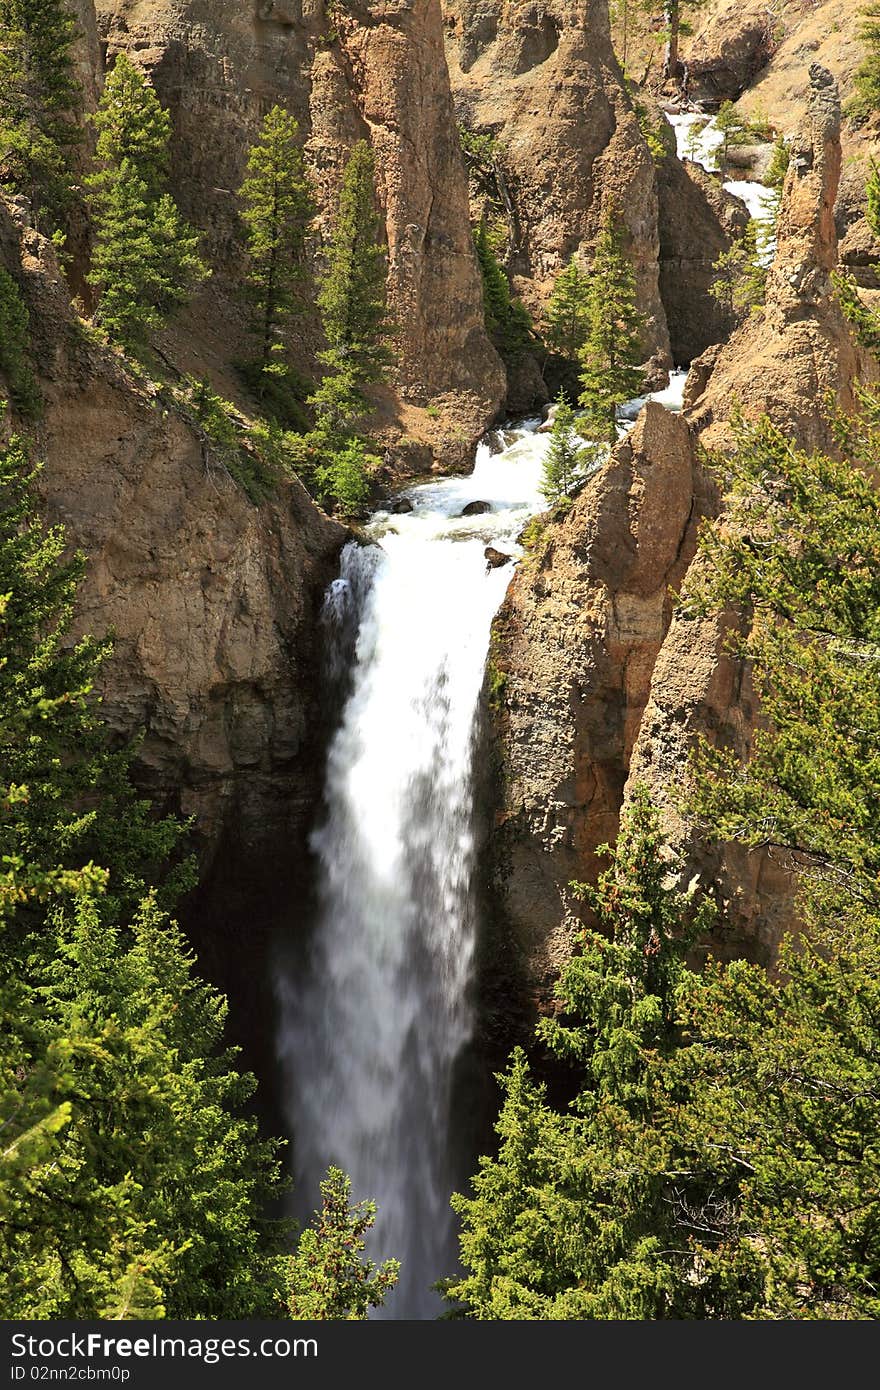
[852,4,880,116]
[447,791,713,1319]
[313,435,374,515]
[0,269,40,417]
[240,106,312,388]
[473,218,532,363]
[317,140,389,387]
[86,55,208,347]
[539,395,591,502]
[544,258,591,362]
[0,0,80,236]
[305,140,389,510]
[578,208,645,443]
[285,1167,399,1319]
[709,219,766,318]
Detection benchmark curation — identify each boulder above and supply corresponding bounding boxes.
[484,546,512,568]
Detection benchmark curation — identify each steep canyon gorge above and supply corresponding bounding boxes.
[3,0,880,1319]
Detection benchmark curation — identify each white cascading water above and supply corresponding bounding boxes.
[275,277,690,1317]
[276,423,552,1318]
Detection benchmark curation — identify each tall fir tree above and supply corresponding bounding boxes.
[316,140,389,389]
[0,0,80,237]
[0,268,40,418]
[306,140,389,511]
[578,207,645,443]
[473,217,532,363]
[240,106,312,389]
[285,1168,399,1319]
[543,258,591,362]
[86,54,208,347]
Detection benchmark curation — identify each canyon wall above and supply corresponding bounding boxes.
[443,0,672,365]
[488,65,874,1011]
[95,0,504,453]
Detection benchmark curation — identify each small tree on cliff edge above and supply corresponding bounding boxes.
[578,207,645,444]
[240,106,312,393]
[540,395,591,503]
[86,55,208,348]
[307,141,389,510]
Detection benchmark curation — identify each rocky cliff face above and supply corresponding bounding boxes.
[487,65,876,1013]
[2,201,345,871]
[443,0,672,365]
[483,404,709,1012]
[687,66,875,454]
[95,0,504,457]
[2,193,346,1089]
[657,152,749,364]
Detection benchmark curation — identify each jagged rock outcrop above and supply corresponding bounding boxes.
[623,66,871,964]
[1,198,345,895]
[680,0,778,104]
[96,0,504,455]
[657,152,750,363]
[483,404,709,1010]
[687,66,876,453]
[443,0,672,363]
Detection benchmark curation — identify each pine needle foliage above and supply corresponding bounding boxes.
[285,1167,399,1319]
[0,269,40,417]
[0,0,80,236]
[578,206,645,443]
[86,55,208,348]
[240,106,312,388]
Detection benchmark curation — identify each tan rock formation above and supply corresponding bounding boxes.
[625,66,871,965]
[95,0,504,454]
[681,0,780,104]
[443,0,672,362]
[687,65,876,453]
[484,403,708,1008]
[2,200,345,882]
[657,152,749,364]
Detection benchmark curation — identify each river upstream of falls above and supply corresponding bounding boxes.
[275,371,687,1318]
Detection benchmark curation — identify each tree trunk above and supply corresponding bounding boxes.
[663,1,681,84]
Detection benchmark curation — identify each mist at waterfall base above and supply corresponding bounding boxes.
[275,384,688,1318]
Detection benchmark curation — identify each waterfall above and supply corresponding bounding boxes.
[276,425,550,1317]
[276,373,689,1319]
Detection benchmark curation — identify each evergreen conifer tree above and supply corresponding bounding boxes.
[306,140,390,510]
[285,1168,399,1319]
[540,395,590,502]
[0,269,40,417]
[544,258,591,362]
[0,0,80,235]
[473,218,532,363]
[578,207,645,443]
[852,4,880,116]
[316,140,389,388]
[240,106,312,390]
[86,55,208,347]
